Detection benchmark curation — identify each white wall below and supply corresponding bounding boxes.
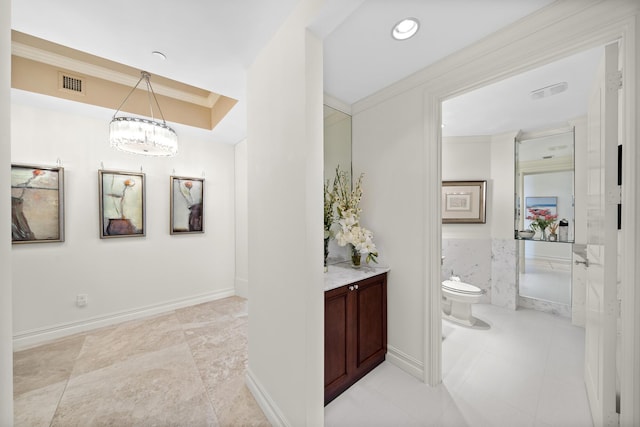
[353,88,427,377]
[245,0,324,425]
[234,139,248,298]
[11,100,236,348]
[442,136,492,239]
[1,0,14,423]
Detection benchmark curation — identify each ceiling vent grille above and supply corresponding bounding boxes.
[58,72,85,95]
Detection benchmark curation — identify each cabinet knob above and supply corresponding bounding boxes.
[354,284,359,290]
[349,286,354,291]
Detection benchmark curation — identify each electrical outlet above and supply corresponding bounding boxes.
[76,294,88,307]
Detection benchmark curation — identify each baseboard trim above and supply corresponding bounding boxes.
[13,288,235,350]
[245,368,290,427]
[518,295,571,318]
[235,277,249,299]
[387,345,424,381]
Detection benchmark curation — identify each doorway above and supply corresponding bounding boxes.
[431,21,637,422]
[438,42,615,425]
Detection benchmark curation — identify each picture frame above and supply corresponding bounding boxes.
[11,164,64,244]
[525,196,557,225]
[170,176,204,234]
[442,180,487,224]
[98,170,145,238]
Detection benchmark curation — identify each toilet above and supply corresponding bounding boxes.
[441,276,485,326]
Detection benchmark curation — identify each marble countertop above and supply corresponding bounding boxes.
[324,262,390,292]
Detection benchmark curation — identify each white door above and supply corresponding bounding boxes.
[584,41,619,427]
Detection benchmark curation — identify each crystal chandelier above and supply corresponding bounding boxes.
[109,71,178,157]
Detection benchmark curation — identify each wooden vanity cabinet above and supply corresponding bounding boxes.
[324,272,387,405]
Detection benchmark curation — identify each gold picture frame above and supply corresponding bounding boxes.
[442,180,487,224]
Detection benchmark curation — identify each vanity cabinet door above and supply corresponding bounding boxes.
[353,274,387,378]
[324,273,387,405]
[324,284,353,404]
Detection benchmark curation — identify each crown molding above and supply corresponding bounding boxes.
[352,0,638,115]
[323,93,351,115]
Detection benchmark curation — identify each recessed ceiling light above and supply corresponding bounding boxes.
[392,18,420,41]
[152,51,167,60]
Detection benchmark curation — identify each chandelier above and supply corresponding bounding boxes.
[109,71,178,157]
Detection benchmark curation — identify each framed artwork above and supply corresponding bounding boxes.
[525,196,557,213]
[442,180,487,224]
[170,176,204,234]
[98,170,145,238]
[11,164,64,244]
[525,196,557,228]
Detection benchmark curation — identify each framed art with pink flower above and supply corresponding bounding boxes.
[98,170,145,238]
[170,176,204,234]
[11,164,64,244]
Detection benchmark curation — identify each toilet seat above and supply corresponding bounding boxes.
[442,280,483,295]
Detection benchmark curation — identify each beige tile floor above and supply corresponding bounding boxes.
[13,296,270,427]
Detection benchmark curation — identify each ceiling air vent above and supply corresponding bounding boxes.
[58,72,85,95]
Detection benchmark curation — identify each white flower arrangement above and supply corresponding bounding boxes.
[331,166,378,264]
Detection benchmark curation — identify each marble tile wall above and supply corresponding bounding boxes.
[518,296,571,318]
[441,238,518,310]
[442,239,492,304]
[491,239,518,310]
[13,297,269,427]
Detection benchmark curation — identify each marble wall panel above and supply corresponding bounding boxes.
[518,296,571,318]
[491,239,518,310]
[442,239,492,303]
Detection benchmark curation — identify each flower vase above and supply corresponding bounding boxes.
[538,228,547,241]
[106,218,135,236]
[351,246,362,269]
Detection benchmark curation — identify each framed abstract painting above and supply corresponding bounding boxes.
[98,170,145,238]
[11,164,64,244]
[170,176,204,234]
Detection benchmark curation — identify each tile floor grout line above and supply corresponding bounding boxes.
[48,333,87,427]
[176,310,223,423]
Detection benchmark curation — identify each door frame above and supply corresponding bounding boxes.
[420,2,638,424]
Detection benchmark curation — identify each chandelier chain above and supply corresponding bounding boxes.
[112,71,167,125]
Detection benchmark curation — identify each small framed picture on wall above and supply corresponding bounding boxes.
[170,176,204,234]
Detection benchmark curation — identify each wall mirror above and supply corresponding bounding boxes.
[324,105,352,182]
[515,127,575,307]
[324,104,352,264]
[515,127,575,243]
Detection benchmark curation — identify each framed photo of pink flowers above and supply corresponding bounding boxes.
[11,164,64,244]
[98,170,145,239]
[170,176,204,234]
[525,197,558,230]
